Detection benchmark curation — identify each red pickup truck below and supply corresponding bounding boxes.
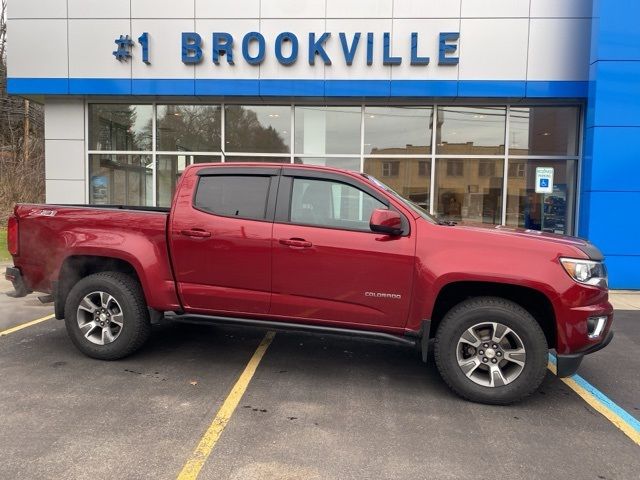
[5,163,613,404]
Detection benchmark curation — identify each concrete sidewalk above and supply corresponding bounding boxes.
[609,291,640,310]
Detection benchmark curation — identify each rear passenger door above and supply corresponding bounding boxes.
[170,167,279,315]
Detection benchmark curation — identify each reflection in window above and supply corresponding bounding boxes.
[506,159,576,234]
[509,107,579,156]
[364,158,431,211]
[436,106,506,155]
[382,161,400,177]
[291,178,385,231]
[446,159,464,177]
[508,162,526,178]
[435,158,504,225]
[294,157,360,171]
[195,176,271,220]
[89,154,152,205]
[89,105,153,151]
[295,106,361,155]
[478,160,496,177]
[364,106,432,155]
[157,105,221,152]
[224,156,290,163]
[157,155,220,207]
[225,105,290,153]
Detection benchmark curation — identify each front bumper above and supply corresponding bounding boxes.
[556,330,614,377]
[4,267,29,297]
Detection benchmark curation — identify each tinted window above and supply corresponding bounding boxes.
[195,176,271,220]
[290,178,385,231]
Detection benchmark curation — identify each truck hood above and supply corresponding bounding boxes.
[443,222,603,260]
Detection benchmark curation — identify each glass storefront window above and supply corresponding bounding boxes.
[294,106,361,155]
[364,106,432,155]
[434,158,504,225]
[89,105,153,151]
[436,106,506,155]
[509,106,579,156]
[225,105,291,153]
[157,105,221,152]
[89,154,153,206]
[157,155,220,207]
[294,157,361,171]
[506,159,576,234]
[85,103,580,235]
[364,158,431,211]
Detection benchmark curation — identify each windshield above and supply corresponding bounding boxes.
[361,173,437,224]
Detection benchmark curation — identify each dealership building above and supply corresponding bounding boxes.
[5,0,639,288]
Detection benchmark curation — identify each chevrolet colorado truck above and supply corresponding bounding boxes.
[5,163,613,404]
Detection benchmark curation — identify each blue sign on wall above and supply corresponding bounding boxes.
[114,31,460,67]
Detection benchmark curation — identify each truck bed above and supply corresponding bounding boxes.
[11,203,181,312]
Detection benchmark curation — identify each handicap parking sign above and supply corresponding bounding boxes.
[535,167,554,194]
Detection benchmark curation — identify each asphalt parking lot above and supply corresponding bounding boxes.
[1,272,639,479]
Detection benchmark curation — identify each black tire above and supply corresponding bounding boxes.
[64,272,151,360]
[434,297,548,405]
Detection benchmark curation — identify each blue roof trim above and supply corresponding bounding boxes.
[390,80,457,97]
[7,77,69,95]
[7,78,589,98]
[196,79,260,96]
[69,78,132,95]
[526,81,589,98]
[132,79,195,96]
[458,80,526,98]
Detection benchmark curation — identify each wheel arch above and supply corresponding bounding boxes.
[55,255,144,320]
[429,281,556,350]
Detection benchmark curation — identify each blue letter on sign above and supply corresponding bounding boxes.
[182,32,202,64]
[383,32,401,66]
[439,32,459,65]
[309,32,332,65]
[410,32,429,65]
[275,32,299,65]
[212,32,234,65]
[242,32,265,65]
[138,32,150,64]
[366,33,374,66]
[339,32,361,66]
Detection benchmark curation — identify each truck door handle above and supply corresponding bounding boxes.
[279,238,313,248]
[181,229,212,238]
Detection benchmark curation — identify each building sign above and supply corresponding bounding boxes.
[114,31,460,67]
[535,167,554,194]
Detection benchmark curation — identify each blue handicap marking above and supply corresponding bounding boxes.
[539,178,549,188]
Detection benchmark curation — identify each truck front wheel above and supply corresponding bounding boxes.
[434,297,548,405]
[64,272,151,360]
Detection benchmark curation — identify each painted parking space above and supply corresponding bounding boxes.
[0,300,638,479]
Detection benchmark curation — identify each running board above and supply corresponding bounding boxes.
[164,313,418,348]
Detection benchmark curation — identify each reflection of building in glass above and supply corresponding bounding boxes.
[87,104,579,234]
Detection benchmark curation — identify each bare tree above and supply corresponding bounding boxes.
[0,0,45,222]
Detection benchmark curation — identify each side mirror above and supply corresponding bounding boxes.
[370,208,403,236]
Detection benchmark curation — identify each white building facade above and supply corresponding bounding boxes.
[8,1,639,288]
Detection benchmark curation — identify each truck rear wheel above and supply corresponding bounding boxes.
[434,297,548,405]
[64,272,151,360]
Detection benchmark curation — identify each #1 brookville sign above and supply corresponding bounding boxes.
[115,31,461,66]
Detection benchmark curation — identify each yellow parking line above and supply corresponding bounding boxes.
[0,314,55,337]
[548,358,640,446]
[177,331,276,480]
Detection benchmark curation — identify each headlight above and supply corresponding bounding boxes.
[560,258,608,288]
